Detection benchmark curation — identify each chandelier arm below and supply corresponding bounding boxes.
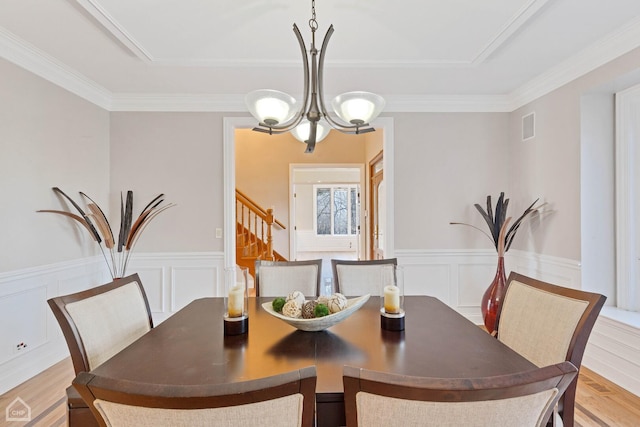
[293,23,311,123]
[255,116,304,134]
[316,24,334,121]
[251,24,311,133]
[316,25,374,133]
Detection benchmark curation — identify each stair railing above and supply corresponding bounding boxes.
[236,189,286,261]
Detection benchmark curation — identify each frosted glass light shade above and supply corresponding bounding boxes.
[245,89,297,126]
[291,120,330,143]
[331,91,385,125]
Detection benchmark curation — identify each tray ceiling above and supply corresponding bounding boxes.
[1,0,640,110]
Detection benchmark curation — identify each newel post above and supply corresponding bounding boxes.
[265,208,275,261]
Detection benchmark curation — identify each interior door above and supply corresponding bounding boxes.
[369,152,385,260]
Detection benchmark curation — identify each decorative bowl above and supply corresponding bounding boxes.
[261,294,370,332]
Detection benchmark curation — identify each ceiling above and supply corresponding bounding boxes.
[2,0,640,112]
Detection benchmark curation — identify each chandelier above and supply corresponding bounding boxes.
[245,0,385,153]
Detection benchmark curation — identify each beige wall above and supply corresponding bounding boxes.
[0,59,110,273]
[109,112,229,253]
[508,46,640,262]
[393,112,509,250]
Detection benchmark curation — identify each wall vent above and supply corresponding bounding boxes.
[522,112,535,141]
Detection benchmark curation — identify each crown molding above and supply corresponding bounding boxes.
[109,93,246,112]
[108,93,512,113]
[508,15,640,111]
[3,15,640,114]
[384,95,512,112]
[0,27,112,110]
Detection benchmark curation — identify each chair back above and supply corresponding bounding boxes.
[73,366,317,427]
[255,259,322,297]
[48,274,153,374]
[343,361,577,427]
[332,258,397,296]
[496,272,606,426]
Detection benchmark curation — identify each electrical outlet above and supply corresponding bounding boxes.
[15,342,28,353]
[216,228,222,239]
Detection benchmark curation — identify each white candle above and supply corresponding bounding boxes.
[228,284,245,317]
[384,285,400,314]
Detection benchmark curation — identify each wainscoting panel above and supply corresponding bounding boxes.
[0,286,48,365]
[395,249,501,325]
[395,249,584,325]
[133,267,165,313]
[402,263,451,302]
[3,250,637,400]
[126,252,224,323]
[583,310,640,397]
[0,252,225,395]
[457,263,497,307]
[171,267,218,312]
[508,250,582,287]
[0,257,106,395]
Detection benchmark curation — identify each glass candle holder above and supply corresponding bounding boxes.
[380,265,405,331]
[224,266,249,335]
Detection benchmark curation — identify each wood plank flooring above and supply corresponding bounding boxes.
[1,358,639,426]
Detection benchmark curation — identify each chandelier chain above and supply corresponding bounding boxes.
[309,0,318,30]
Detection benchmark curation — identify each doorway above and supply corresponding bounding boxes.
[223,117,395,271]
[290,165,365,282]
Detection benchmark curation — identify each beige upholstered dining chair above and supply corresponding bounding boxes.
[331,258,397,296]
[48,273,153,427]
[343,361,577,427]
[495,272,606,427]
[73,366,317,427]
[255,259,322,297]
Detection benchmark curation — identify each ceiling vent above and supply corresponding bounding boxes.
[522,112,535,141]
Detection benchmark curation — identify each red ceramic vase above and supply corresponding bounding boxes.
[481,256,506,334]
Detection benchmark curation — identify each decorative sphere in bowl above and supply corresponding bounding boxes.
[262,294,370,331]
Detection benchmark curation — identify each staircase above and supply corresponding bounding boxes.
[236,189,287,278]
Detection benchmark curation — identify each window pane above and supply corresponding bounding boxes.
[316,188,331,235]
[334,188,348,235]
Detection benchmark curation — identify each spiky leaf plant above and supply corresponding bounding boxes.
[451,192,547,256]
[38,187,175,278]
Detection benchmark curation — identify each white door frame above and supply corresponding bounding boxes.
[223,117,395,270]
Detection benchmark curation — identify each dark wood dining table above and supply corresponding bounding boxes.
[89,296,536,426]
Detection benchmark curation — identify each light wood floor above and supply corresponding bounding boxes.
[1,357,639,426]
